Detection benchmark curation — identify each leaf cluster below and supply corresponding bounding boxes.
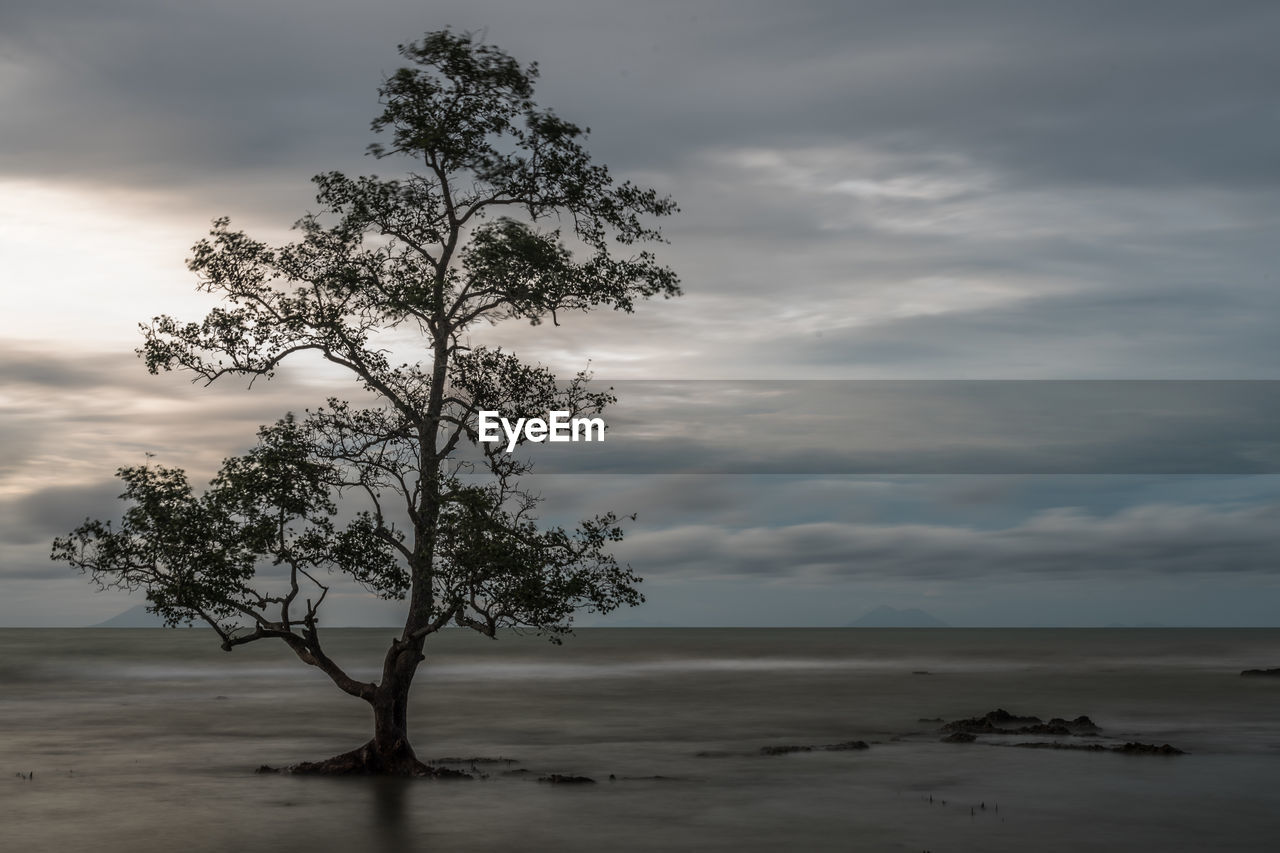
[57,29,675,670]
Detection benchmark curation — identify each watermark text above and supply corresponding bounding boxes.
[477,410,605,453]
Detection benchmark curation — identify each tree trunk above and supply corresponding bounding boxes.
[288,697,417,775]
[366,678,418,773]
[287,645,465,778]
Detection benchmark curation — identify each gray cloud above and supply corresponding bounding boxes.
[5,1,1278,189]
[5,0,1277,383]
[486,381,1280,474]
[0,479,122,546]
[4,2,1279,625]
[0,340,341,513]
[617,501,1280,581]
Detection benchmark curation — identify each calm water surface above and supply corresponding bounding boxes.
[5,628,1280,851]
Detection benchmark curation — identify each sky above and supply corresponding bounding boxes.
[2,0,1278,626]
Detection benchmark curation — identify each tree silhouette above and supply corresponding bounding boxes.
[52,30,679,775]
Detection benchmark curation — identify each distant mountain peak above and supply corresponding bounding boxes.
[91,604,197,628]
[848,605,950,628]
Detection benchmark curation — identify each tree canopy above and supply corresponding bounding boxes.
[52,29,679,774]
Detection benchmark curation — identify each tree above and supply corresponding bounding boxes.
[51,30,679,776]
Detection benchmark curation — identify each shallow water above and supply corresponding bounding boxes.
[5,628,1280,851]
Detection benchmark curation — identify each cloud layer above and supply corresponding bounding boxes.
[3,1,1279,624]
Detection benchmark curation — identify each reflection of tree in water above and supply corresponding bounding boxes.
[370,777,413,852]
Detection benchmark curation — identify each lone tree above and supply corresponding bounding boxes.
[51,30,679,776]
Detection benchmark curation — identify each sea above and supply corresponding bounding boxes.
[4,628,1280,852]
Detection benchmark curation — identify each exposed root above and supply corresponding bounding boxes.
[264,740,473,778]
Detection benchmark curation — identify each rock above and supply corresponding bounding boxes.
[986,708,1042,725]
[760,740,869,755]
[824,741,870,751]
[1011,741,1184,755]
[254,764,282,774]
[701,740,869,758]
[940,709,1098,736]
[1012,742,1107,752]
[1241,668,1280,677]
[936,709,1175,755]
[538,774,596,784]
[1114,742,1185,755]
[941,708,1042,733]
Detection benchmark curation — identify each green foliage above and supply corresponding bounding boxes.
[55,29,677,704]
[52,463,256,629]
[53,417,405,645]
[436,481,640,643]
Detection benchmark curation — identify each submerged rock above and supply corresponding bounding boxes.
[1114,742,1185,755]
[935,709,1179,755]
[1012,741,1184,755]
[760,740,869,756]
[824,740,871,751]
[699,740,870,758]
[941,732,977,744]
[1012,742,1107,752]
[538,774,596,784]
[940,709,1101,736]
[941,708,1042,733]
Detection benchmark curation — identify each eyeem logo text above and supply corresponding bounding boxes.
[477,410,605,453]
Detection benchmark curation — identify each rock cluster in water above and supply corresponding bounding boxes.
[933,708,1185,755]
[940,708,1100,736]
[758,740,870,756]
[695,739,871,758]
[1012,741,1185,755]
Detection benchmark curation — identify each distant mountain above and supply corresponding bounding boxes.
[92,604,198,628]
[588,617,682,628]
[847,605,950,628]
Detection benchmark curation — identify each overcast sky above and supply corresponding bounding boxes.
[2,0,1278,626]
